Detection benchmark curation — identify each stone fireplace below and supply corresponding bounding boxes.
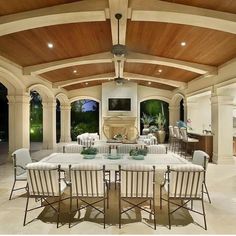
[102,116,137,141]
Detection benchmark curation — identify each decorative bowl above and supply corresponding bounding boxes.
[107,154,121,160]
[132,155,144,160]
[83,155,96,159]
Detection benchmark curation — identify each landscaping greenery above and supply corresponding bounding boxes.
[81,147,98,155]
[129,148,148,156]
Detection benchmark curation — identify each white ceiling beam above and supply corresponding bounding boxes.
[108,0,129,45]
[0,0,108,36]
[53,72,115,88]
[124,72,186,88]
[130,0,236,34]
[126,51,216,74]
[23,52,113,75]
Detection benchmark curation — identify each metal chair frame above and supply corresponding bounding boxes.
[118,165,156,230]
[23,165,68,228]
[68,165,109,229]
[160,165,207,230]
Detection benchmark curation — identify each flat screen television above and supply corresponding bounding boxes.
[108,98,131,111]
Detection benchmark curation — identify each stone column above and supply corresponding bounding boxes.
[60,104,71,143]
[211,95,234,164]
[42,100,56,149]
[7,94,30,154]
[169,105,180,126]
[186,101,199,131]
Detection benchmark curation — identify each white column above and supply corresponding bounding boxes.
[60,104,71,143]
[211,95,234,164]
[186,101,199,131]
[7,94,30,154]
[169,105,180,126]
[42,100,56,149]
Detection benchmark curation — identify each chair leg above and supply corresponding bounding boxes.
[103,195,106,229]
[23,195,30,226]
[168,198,171,229]
[201,198,207,230]
[57,196,61,228]
[119,190,121,228]
[152,198,156,230]
[69,197,72,228]
[9,180,16,200]
[160,186,162,209]
[204,182,211,204]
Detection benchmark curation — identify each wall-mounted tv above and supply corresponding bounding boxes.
[108,98,131,111]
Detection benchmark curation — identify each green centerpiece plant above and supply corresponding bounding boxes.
[155,113,167,143]
[81,147,98,159]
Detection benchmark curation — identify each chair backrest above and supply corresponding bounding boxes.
[26,163,61,197]
[192,150,209,170]
[147,144,167,154]
[94,145,109,154]
[173,126,181,139]
[179,127,188,141]
[169,125,174,137]
[120,164,155,198]
[117,144,135,154]
[63,144,84,153]
[12,148,32,176]
[69,164,105,197]
[167,164,204,199]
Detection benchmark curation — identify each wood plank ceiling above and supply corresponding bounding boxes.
[0,0,235,90]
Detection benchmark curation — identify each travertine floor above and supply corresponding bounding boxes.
[0,148,236,234]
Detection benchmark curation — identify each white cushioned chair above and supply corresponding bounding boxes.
[77,133,99,147]
[192,150,211,203]
[68,164,109,228]
[24,163,67,228]
[63,144,84,153]
[9,148,36,200]
[147,144,167,154]
[160,164,207,230]
[118,164,156,229]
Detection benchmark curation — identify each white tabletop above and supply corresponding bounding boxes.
[40,152,189,171]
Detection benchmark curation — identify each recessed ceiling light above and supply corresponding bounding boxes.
[108,78,111,81]
[73,70,77,73]
[158,69,162,73]
[181,41,186,47]
[47,42,54,48]
[85,82,88,85]
[128,78,130,81]
[148,81,152,85]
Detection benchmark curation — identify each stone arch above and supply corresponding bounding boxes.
[27,83,54,102]
[56,92,70,105]
[139,95,170,104]
[70,96,101,139]
[171,92,186,106]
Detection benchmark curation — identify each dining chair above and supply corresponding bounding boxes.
[168,125,176,151]
[147,144,167,154]
[68,164,109,228]
[173,126,182,153]
[118,164,156,229]
[192,150,211,203]
[179,127,199,158]
[160,164,207,230]
[9,148,37,200]
[63,144,84,153]
[23,163,67,228]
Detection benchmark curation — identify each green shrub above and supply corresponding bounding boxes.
[81,147,98,155]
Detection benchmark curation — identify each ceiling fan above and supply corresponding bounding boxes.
[111,13,127,56]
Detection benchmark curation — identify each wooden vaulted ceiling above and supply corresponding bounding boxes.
[0,0,236,91]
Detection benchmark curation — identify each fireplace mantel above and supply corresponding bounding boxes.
[102,116,137,140]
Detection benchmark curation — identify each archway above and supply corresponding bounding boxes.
[71,99,99,141]
[140,99,169,141]
[0,83,8,163]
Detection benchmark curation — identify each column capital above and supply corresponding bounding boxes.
[168,105,180,111]
[7,94,30,104]
[60,104,71,111]
[211,95,234,105]
[42,101,57,108]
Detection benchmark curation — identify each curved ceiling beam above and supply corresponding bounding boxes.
[130,0,236,34]
[0,0,108,36]
[53,72,115,88]
[126,51,216,74]
[23,52,113,75]
[124,72,186,88]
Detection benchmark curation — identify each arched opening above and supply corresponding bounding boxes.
[30,91,43,151]
[140,99,169,142]
[56,99,61,143]
[0,83,8,163]
[71,99,99,141]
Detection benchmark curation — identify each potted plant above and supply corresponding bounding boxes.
[140,113,153,135]
[155,113,166,143]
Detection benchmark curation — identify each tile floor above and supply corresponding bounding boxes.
[0,143,236,234]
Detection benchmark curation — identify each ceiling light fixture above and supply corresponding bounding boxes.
[181,41,186,47]
[111,13,127,56]
[148,81,152,85]
[73,70,77,73]
[47,42,54,48]
[85,82,88,85]
[158,69,162,73]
